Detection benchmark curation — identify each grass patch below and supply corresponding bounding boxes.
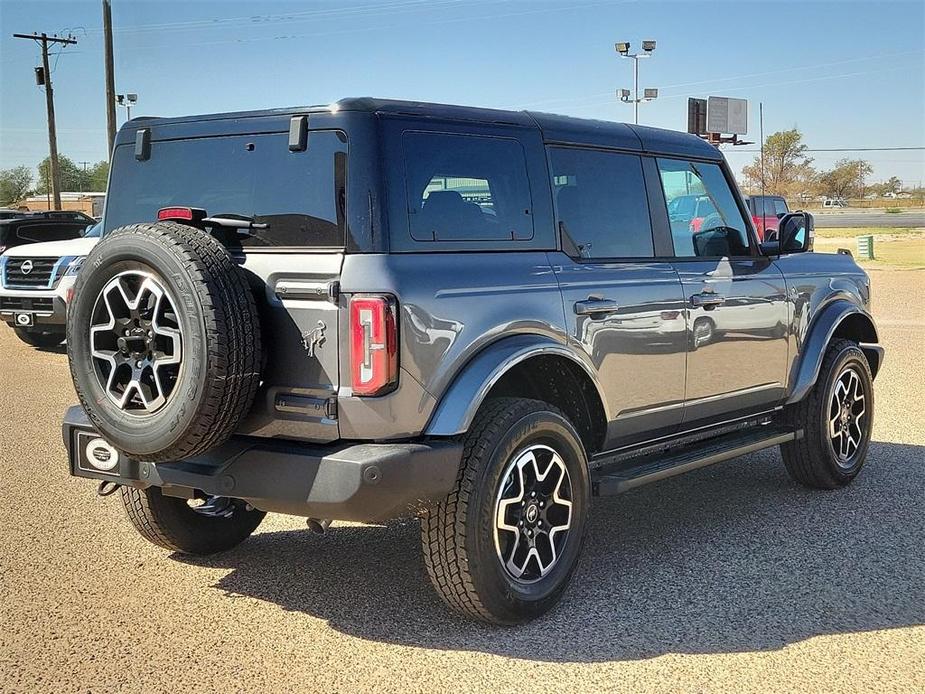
[814,237,925,270]
[885,207,903,214]
[814,226,924,239]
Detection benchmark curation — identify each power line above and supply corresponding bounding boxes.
[730,146,924,153]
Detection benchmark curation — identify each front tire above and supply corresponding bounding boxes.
[121,486,266,555]
[422,398,590,624]
[13,326,64,348]
[781,339,874,489]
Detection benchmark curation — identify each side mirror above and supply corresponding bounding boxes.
[778,211,814,253]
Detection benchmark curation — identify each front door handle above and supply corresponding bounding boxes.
[574,298,620,317]
[690,292,726,309]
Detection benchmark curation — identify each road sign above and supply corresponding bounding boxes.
[706,97,748,135]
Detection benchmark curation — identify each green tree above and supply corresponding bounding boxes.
[741,128,816,198]
[88,160,109,192]
[0,166,34,205]
[36,155,82,194]
[818,159,874,200]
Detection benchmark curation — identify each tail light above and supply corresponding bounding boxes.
[349,295,398,396]
[157,207,206,223]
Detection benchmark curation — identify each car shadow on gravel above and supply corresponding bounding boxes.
[175,441,925,663]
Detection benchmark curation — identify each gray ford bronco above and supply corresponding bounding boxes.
[63,98,883,624]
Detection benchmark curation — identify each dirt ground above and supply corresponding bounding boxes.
[1,270,923,693]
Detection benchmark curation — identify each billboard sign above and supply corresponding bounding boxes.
[706,97,748,135]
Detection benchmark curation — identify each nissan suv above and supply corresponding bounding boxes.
[1,220,100,347]
[61,99,882,624]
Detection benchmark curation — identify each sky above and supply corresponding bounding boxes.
[1,0,923,187]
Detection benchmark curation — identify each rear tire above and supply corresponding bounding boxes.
[13,326,64,348]
[781,339,874,489]
[421,397,590,624]
[121,486,266,555]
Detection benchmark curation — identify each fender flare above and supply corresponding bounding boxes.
[786,299,881,405]
[424,334,609,437]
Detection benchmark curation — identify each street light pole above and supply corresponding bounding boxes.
[633,55,639,124]
[616,40,657,125]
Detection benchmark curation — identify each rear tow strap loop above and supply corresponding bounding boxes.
[97,480,121,497]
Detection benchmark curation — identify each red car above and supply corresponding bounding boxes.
[744,195,790,241]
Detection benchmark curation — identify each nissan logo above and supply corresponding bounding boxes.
[20,259,34,275]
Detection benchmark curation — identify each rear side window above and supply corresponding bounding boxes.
[657,158,750,258]
[549,147,653,259]
[104,130,347,248]
[403,132,533,242]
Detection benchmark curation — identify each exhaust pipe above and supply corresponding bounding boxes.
[306,517,332,534]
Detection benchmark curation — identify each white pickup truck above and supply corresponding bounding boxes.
[0,223,101,347]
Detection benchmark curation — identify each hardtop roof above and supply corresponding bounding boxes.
[120,97,723,160]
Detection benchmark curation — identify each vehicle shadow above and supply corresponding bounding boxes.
[175,440,924,663]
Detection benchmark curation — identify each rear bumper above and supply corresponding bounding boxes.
[63,405,462,523]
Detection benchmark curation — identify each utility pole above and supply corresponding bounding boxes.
[615,40,658,124]
[13,32,77,210]
[79,161,90,193]
[102,0,117,158]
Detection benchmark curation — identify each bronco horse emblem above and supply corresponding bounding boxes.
[301,320,326,357]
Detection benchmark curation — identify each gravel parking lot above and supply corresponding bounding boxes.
[1,270,923,693]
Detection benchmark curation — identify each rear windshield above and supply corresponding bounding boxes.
[750,196,789,217]
[104,130,347,248]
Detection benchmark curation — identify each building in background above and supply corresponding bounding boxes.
[17,191,105,217]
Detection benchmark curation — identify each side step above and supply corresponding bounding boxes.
[593,426,802,496]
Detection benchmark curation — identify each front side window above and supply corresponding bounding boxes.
[657,158,750,257]
[404,132,533,242]
[105,130,347,248]
[549,147,653,259]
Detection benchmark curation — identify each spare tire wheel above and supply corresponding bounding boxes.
[67,222,262,462]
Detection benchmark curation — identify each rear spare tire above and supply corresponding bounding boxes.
[67,222,262,462]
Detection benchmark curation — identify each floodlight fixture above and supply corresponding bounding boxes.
[643,88,658,100]
[642,40,656,52]
[615,41,630,55]
[126,93,138,104]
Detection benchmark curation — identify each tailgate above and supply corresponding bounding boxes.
[237,252,342,442]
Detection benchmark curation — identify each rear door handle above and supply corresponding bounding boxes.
[690,292,725,309]
[574,298,620,317]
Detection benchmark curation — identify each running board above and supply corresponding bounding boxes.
[593,426,802,496]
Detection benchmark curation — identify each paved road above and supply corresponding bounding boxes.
[813,209,925,228]
[2,272,923,693]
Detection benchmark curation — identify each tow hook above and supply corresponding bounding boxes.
[306,518,332,534]
[97,480,121,497]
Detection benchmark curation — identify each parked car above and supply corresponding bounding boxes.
[744,195,790,241]
[822,198,848,208]
[0,222,101,347]
[666,193,719,232]
[0,210,96,254]
[62,99,882,625]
